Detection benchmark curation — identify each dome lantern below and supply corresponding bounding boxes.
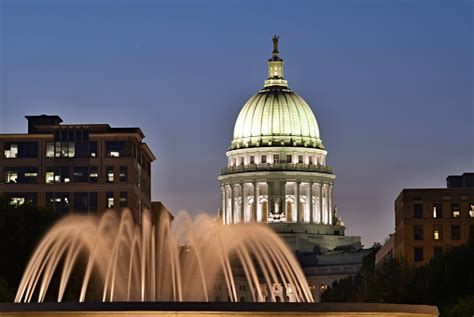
[265,35,288,88]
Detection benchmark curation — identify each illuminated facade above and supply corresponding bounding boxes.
[393,173,474,267]
[217,37,369,301]
[0,115,155,221]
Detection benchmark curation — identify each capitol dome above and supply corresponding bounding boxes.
[230,38,323,151]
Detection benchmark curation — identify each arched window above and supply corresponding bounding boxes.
[275,296,282,302]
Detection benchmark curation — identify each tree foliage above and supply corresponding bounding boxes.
[321,241,474,316]
[0,198,62,302]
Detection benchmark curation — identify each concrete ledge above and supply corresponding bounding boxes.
[0,302,439,316]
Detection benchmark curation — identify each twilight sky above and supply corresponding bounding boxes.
[1,0,473,246]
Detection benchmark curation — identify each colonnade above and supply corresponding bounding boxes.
[220,181,333,225]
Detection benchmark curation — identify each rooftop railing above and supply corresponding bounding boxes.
[221,163,332,175]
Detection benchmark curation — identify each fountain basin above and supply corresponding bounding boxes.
[0,302,439,316]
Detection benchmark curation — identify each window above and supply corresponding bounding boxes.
[451,203,460,218]
[432,203,442,218]
[286,155,292,163]
[45,167,70,184]
[89,192,97,212]
[273,154,279,163]
[261,155,267,164]
[298,155,303,163]
[106,166,114,183]
[232,158,236,166]
[433,225,442,240]
[4,143,18,158]
[413,203,423,219]
[73,167,89,183]
[433,247,443,258]
[414,225,423,240]
[106,192,114,208]
[309,156,313,165]
[414,247,424,262]
[451,225,461,240]
[105,141,133,157]
[119,192,127,208]
[240,157,244,165]
[4,167,38,184]
[45,141,75,158]
[6,192,37,206]
[119,166,128,182]
[249,156,255,164]
[89,167,98,183]
[239,285,246,291]
[46,192,70,212]
[73,192,88,212]
[89,141,97,157]
[4,142,38,158]
[469,203,474,218]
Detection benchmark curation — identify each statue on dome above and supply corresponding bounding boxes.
[272,35,280,54]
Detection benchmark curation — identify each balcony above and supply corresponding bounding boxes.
[221,163,332,175]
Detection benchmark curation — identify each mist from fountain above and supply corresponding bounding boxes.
[15,209,314,303]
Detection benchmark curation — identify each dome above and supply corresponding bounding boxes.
[230,36,323,150]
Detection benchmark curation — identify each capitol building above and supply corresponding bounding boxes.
[217,37,370,301]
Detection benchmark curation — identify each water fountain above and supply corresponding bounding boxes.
[15,208,313,303]
[3,209,438,316]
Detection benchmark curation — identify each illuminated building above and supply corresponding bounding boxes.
[0,115,156,221]
[216,37,370,301]
[393,173,474,266]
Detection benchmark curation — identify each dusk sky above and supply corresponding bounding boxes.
[1,0,472,246]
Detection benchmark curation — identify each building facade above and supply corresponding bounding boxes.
[394,173,474,267]
[0,115,155,221]
[217,37,369,301]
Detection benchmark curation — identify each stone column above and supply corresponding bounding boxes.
[280,181,286,221]
[241,182,245,223]
[221,185,226,225]
[296,181,301,223]
[309,182,314,223]
[329,184,333,225]
[319,183,324,224]
[253,181,257,222]
[230,184,235,225]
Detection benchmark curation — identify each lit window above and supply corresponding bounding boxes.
[451,203,460,218]
[5,171,18,183]
[89,167,98,183]
[106,192,114,208]
[110,151,120,157]
[469,204,474,218]
[119,192,127,208]
[10,197,25,206]
[45,172,55,184]
[4,143,18,158]
[433,229,440,240]
[320,284,329,293]
[46,142,55,158]
[432,203,442,218]
[119,166,128,182]
[107,166,114,183]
